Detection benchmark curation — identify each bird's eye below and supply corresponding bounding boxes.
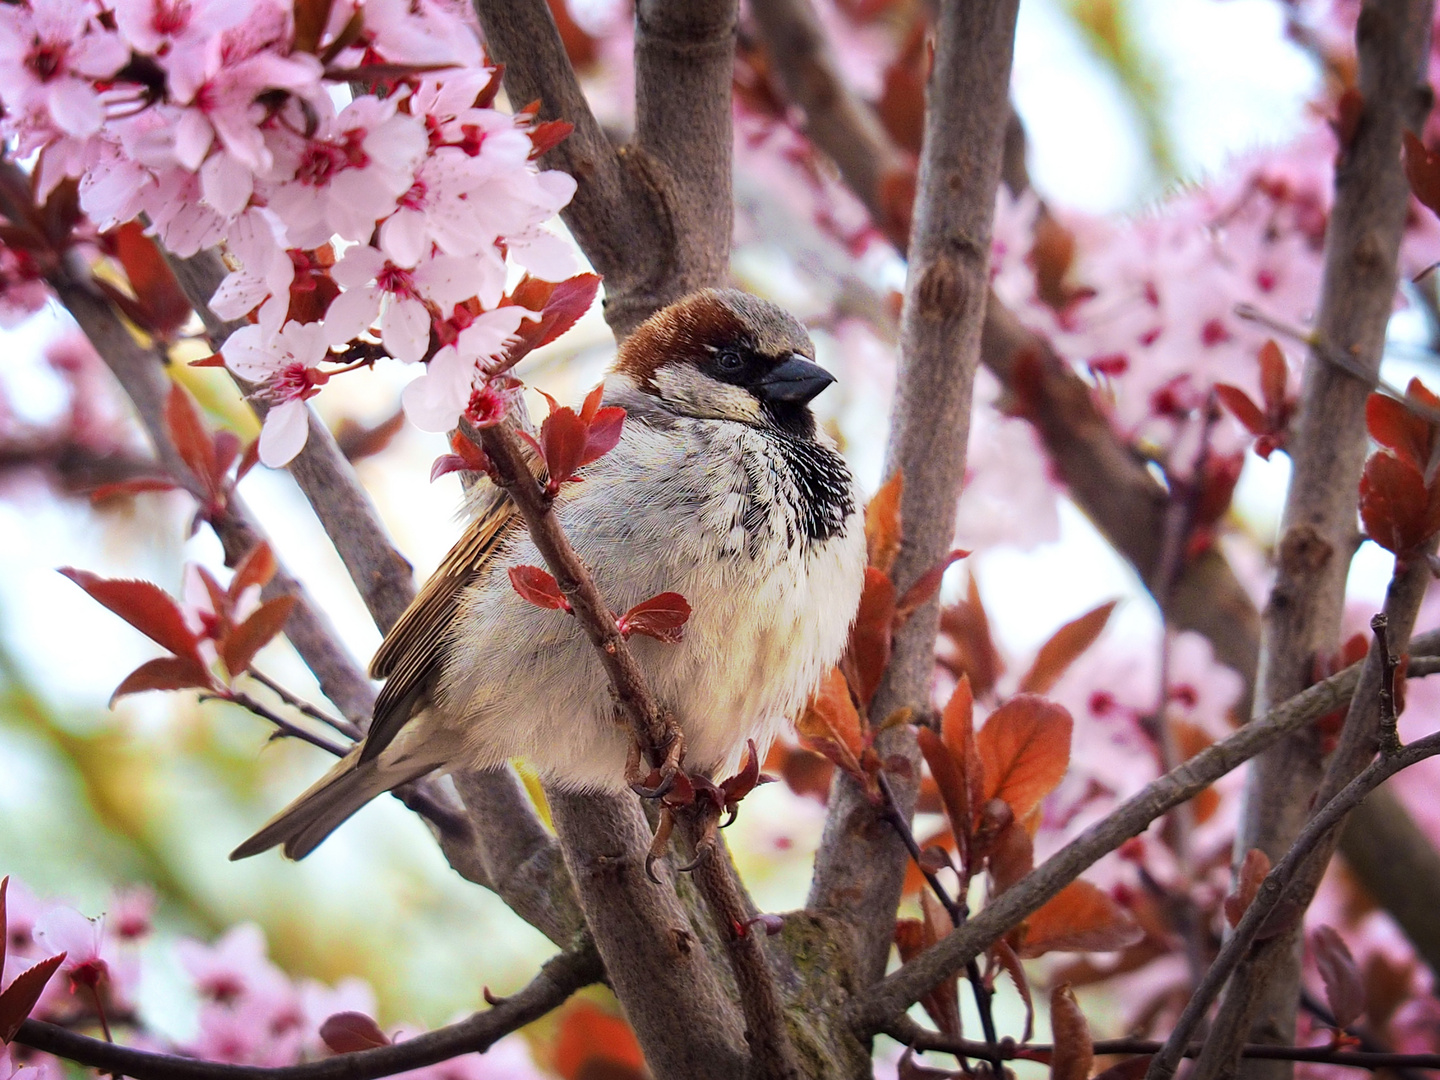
[716,348,744,373]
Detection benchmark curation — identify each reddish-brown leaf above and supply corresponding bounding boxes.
[796,667,866,776]
[229,542,278,604]
[90,478,181,503]
[107,222,193,341]
[918,727,972,842]
[501,273,601,367]
[1360,451,1440,556]
[1018,600,1118,695]
[319,1012,390,1054]
[508,565,570,611]
[528,118,574,158]
[937,575,1005,697]
[0,951,67,1043]
[1020,881,1143,958]
[539,405,589,489]
[1258,340,1289,413]
[1403,131,1440,218]
[221,596,296,677]
[987,818,1035,895]
[865,472,903,574]
[553,1002,646,1080]
[943,675,984,830]
[580,407,626,468]
[1224,847,1271,928]
[719,739,770,808]
[618,592,690,643]
[1332,88,1364,151]
[991,939,1035,1043]
[1216,383,1268,437]
[843,567,896,708]
[893,915,959,1040]
[1313,925,1365,1029]
[59,568,204,667]
[918,891,961,1036]
[1367,391,1435,472]
[165,382,219,497]
[1169,719,1219,823]
[894,549,968,625]
[110,655,216,706]
[977,695,1073,822]
[1,876,8,974]
[764,740,834,803]
[1049,983,1093,1080]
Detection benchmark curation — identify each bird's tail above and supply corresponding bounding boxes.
[230,743,445,861]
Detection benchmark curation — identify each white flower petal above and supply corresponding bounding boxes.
[323,286,382,346]
[220,324,278,379]
[401,345,473,431]
[258,400,311,467]
[380,296,431,363]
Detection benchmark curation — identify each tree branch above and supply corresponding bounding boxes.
[808,0,1021,987]
[14,944,602,1080]
[846,629,1440,1034]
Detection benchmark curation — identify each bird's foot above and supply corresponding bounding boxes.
[626,729,686,800]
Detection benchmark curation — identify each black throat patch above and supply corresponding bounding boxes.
[763,428,854,546]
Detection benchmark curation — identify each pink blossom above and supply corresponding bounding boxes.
[177,923,290,1007]
[112,0,248,100]
[401,307,531,431]
[0,245,51,329]
[210,209,293,338]
[32,907,108,999]
[0,0,128,140]
[390,1028,548,1080]
[324,246,488,364]
[357,0,483,68]
[222,320,332,466]
[266,97,428,249]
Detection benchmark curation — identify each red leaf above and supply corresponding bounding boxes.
[894,549,968,624]
[1231,847,1281,922]
[1403,131,1440,218]
[580,407,626,468]
[977,694,1073,821]
[319,1011,391,1054]
[937,575,1005,697]
[501,273,601,367]
[508,565,570,611]
[229,542,278,604]
[430,454,471,482]
[1360,451,1440,556]
[1216,383,1268,437]
[528,118,574,158]
[1020,881,1142,958]
[796,667,868,781]
[1048,984,1094,1080]
[842,567,896,709]
[0,951,67,1043]
[1367,390,1435,472]
[1332,88,1364,152]
[89,478,181,503]
[865,472,904,574]
[553,1002,646,1080]
[918,728,970,842]
[1314,925,1365,1029]
[1259,339,1289,414]
[540,406,590,490]
[720,739,771,808]
[236,438,261,482]
[165,382,220,499]
[991,939,1035,1043]
[1018,600,1118,695]
[110,656,217,706]
[221,596,296,677]
[106,222,193,341]
[291,0,337,54]
[59,568,204,668]
[618,592,691,643]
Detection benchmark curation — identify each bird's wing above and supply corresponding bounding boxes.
[362,479,523,762]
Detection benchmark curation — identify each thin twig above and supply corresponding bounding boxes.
[875,771,1002,1071]
[1373,614,1401,756]
[15,946,602,1080]
[207,692,350,757]
[245,668,362,741]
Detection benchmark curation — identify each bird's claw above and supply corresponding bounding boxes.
[626,731,685,800]
[645,807,676,885]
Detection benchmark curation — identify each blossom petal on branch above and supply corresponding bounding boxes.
[258,399,311,467]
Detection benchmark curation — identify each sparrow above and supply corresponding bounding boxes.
[232,288,866,860]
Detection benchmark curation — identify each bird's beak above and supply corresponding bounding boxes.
[755,354,836,404]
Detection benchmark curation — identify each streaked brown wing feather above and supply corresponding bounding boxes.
[361,483,521,762]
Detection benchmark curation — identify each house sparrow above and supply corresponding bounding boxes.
[232,288,866,860]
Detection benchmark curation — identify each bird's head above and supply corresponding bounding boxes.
[611,289,835,437]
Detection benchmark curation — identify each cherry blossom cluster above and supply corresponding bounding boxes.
[0,876,547,1080]
[0,0,580,466]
